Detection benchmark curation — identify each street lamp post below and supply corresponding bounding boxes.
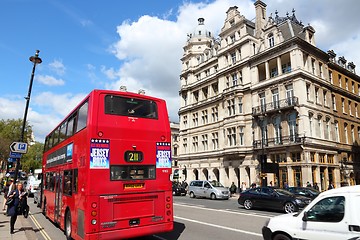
[13,50,42,184]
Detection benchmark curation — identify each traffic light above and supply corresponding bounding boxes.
[8,162,13,168]
[182,167,187,180]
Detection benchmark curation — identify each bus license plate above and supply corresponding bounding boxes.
[124,183,144,189]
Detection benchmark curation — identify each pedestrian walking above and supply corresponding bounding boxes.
[328,182,334,190]
[7,182,24,234]
[230,182,237,196]
[313,182,319,191]
[241,182,247,192]
[2,181,10,212]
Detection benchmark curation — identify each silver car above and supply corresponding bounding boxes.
[188,180,230,200]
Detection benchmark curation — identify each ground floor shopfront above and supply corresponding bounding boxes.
[177,150,358,191]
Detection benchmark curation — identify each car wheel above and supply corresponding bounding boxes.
[210,193,216,200]
[243,199,253,210]
[273,233,291,240]
[189,192,196,198]
[284,202,296,213]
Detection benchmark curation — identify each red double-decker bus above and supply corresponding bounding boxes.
[41,89,173,240]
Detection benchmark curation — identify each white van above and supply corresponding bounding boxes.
[262,185,360,240]
[25,175,41,195]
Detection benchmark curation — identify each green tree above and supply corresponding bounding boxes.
[21,142,43,172]
[0,118,34,172]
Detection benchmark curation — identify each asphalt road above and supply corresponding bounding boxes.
[26,195,283,240]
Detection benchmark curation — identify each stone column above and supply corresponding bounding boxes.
[220,166,229,187]
[302,165,312,187]
[287,166,294,187]
[333,167,341,188]
[265,61,270,79]
[240,166,249,189]
[249,165,258,186]
[313,166,321,191]
[277,56,282,76]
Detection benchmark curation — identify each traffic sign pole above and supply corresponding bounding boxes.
[13,50,42,184]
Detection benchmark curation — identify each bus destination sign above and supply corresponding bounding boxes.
[124,151,143,162]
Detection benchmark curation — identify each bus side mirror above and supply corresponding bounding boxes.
[38,173,42,180]
[302,211,308,221]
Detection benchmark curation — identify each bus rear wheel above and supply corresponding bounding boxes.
[65,211,72,240]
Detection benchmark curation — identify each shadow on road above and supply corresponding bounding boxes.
[131,221,186,240]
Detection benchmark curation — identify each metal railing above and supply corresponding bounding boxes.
[253,134,304,149]
[252,96,299,115]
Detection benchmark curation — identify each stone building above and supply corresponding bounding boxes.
[178,0,360,190]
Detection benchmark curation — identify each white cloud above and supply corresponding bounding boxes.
[101,66,119,80]
[0,97,24,120]
[107,0,255,122]
[32,92,87,116]
[0,92,86,142]
[49,59,66,75]
[36,75,65,86]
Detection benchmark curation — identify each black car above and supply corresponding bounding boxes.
[286,187,320,200]
[238,187,311,213]
[172,182,187,196]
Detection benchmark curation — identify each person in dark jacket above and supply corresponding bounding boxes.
[7,182,23,234]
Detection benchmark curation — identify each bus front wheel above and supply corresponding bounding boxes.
[65,211,72,240]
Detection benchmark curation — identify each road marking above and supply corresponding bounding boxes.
[174,203,273,218]
[153,235,168,240]
[29,212,52,240]
[175,216,262,237]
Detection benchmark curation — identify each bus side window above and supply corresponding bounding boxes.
[63,170,72,196]
[73,169,78,193]
[76,101,88,133]
[50,173,55,191]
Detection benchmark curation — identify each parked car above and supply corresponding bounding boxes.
[287,187,320,200]
[238,187,311,213]
[188,180,230,200]
[262,185,360,240]
[172,182,187,196]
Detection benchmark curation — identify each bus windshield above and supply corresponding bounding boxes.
[104,95,158,119]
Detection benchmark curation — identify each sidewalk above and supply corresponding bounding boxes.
[0,193,37,240]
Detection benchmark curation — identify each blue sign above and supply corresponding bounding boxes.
[8,158,17,163]
[9,152,22,158]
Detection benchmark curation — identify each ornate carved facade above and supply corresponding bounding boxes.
[178,0,360,190]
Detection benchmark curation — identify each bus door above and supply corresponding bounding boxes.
[54,171,63,223]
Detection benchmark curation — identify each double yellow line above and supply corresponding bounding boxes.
[29,211,52,240]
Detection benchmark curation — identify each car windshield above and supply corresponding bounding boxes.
[210,181,224,187]
[274,188,293,196]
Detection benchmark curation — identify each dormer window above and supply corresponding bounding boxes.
[309,33,313,44]
[268,33,275,47]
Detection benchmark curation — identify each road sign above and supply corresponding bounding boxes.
[9,152,22,158]
[8,157,17,163]
[10,142,28,154]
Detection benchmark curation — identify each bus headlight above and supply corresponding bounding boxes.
[91,219,97,225]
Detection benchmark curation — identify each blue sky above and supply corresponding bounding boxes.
[1,0,360,143]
